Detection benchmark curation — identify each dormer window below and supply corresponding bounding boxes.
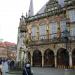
[48,9,51,11]
[68,1,72,4]
[45,0,60,12]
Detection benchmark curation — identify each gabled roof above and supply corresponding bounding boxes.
[36,4,46,15]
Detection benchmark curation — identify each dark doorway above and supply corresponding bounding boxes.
[57,48,69,67]
[44,49,54,67]
[33,50,42,67]
[72,49,75,66]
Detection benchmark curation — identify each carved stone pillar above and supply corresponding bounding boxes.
[42,53,44,67]
[54,53,57,68]
[69,52,72,68]
[31,54,33,66]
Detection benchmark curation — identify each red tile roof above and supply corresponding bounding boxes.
[0,41,16,47]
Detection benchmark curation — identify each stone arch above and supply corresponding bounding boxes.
[44,48,54,67]
[57,48,69,67]
[33,50,42,67]
[72,49,75,66]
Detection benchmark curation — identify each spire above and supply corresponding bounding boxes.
[28,0,34,17]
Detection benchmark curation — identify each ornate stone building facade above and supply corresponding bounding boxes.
[17,0,75,68]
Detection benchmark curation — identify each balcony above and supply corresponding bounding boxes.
[29,33,75,46]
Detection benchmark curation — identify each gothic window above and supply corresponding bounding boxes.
[39,24,46,40]
[68,9,75,22]
[49,22,57,39]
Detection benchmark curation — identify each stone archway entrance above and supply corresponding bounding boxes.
[44,49,54,67]
[33,50,42,67]
[57,48,69,68]
[72,49,75,66]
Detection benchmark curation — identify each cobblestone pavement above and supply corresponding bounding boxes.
[31,67,75,75]
[7,67,75,75]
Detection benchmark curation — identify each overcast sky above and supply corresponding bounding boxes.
[0,0,49,43]
[0,0,64,43]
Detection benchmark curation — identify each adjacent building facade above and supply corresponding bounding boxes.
[17,0,75,68]
[0,42,17,61]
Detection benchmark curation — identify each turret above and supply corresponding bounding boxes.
[19,14,28,33]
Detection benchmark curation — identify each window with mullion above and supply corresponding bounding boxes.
[60,20,67,37]
[68,9,75,22]
[70,28,75,36]
[31,26,37,41]
[70,28,75,40]
[39,24,46,40]
[49,22,57,39]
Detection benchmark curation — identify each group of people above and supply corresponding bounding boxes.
[0,59,33,75]
[0,59,15,75]
[0,59,9,75]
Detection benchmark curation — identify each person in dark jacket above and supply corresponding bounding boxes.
[23,62,33,75]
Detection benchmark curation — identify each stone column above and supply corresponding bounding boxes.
[69,52,72,68]
[54,53,57,68]
[42,53,44,67]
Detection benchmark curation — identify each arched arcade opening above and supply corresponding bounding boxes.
[33,50,42,67]
[44,49,54,67]
[57,48,69,68]
[72,49,75,66]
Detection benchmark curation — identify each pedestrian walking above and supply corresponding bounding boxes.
[0,59,2,75]
[2,60,9,75]
[9,60,14,70]
[23,62,33,75]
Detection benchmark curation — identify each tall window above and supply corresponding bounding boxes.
[49,22,57,39]
[60,20,67,37]
[70,28,75,40]
[31,26,37,40]
[68,9,75,22]
[70,28,75,36]
[39,24,46,40]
